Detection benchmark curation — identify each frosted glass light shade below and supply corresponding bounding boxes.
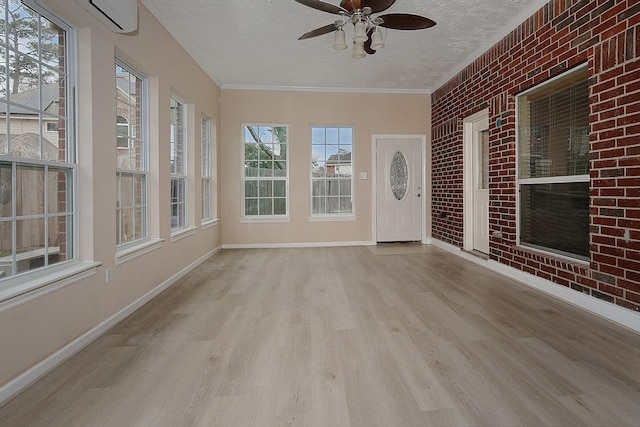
[352,41,366,59]
[353,21,367,43]
[371,29,384,50]
[333,29,348,50]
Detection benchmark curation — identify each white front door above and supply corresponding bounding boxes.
[472,122,490,254]
[376,137,423,242]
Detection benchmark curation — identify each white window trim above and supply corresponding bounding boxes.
[515,64,589,261]
[115,58,149,248]
[0,261,100,314]
[115,237,163,265]
[0,1,80,293]
[240,123,289,221]
[239,216,290,223]
[308,214,356,222]
[309,125,355,218]
[201,114,213,223]
[170,96,188,233]
[200,218,220,230]
[170,225,197,242]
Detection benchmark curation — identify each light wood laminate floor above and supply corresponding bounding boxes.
[1,245,640,426]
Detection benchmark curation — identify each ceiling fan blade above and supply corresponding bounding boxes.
[364,28,376,54]
[361,0,396,13]
[378,13,436,30]
[295,0,347,15]
[298,23,337,40]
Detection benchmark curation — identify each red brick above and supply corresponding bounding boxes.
[600,245,625,257]
[617,113,640,126]
[432,0,640,310]
[626,290,640,304]
[619,279,640,294]
[599,282,624,297]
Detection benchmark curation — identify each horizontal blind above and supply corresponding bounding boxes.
[518,67,589,179]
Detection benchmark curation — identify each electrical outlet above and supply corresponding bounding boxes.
[105,267,112,283]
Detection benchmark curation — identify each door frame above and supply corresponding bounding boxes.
[463,109,490,252]
[371,134,427,244]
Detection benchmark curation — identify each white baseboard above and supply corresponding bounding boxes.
[221,241,376,249]
[430,239,640,334]
[0,246,221,407]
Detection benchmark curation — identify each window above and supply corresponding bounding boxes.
[242,124,288,217]
[170,97,187,230]
[0,0,74,280]
[517,66,589,260]
[115,60,147,246]
[46,122,58,132]
[116,115,129,148]
[201,115,213,222]
[310,126,353,215]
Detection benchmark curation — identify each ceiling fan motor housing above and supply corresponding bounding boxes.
[340,0,363,13]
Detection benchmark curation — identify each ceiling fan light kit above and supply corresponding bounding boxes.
[296,0,436,59]
[333,28,349,49]
[353,20,368,42]
[370,28,385,50]
[352,41,367,59]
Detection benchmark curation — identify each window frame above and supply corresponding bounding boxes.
[170,96,188,233]
[201,114,213,224]
[116,115,130,149]
[515,64,590,261]
[241,123,289,222]
[309,125,355,220]
[115,58,149,250]
[45,121,59,132]
[0,0,100,306]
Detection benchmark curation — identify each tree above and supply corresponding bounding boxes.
[0,1,61,97]
[244,125,286,172]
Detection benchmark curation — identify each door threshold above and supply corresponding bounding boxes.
[464,249,489,260]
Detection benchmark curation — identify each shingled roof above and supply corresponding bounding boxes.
[0,133,59,160]
[326,150,351,165]
[0,85,60,115]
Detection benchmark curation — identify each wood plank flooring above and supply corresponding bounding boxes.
[1,245,640,426]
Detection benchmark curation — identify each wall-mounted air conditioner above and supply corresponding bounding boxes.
[77,0,138,34]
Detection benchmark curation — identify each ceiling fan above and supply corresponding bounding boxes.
[295,0,436,58]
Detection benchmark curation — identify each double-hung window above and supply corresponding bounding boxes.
[201,115,212,223]
[115,60,147,246]
[170,97,187,231]
[242,124,288,218]
[311,126,353,216]
[517,66,590,260]
[0,0,74,281]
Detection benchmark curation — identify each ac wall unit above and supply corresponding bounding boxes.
[77,0,138,34]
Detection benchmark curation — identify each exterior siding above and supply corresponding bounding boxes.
[431,0,640,311]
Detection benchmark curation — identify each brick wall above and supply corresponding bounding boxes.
[431,0,640,311]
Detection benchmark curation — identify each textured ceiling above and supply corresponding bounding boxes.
[141,0,550,93]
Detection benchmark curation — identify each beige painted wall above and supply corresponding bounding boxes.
[220,90,431,246]
[0,1,221,390]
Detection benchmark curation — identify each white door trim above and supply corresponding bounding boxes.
[371,134,427,244]
[463,109,490,252]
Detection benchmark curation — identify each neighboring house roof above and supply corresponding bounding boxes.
[326,151,351,165]
[116,74,135,94]
[0,133,59,160]
[0,85,60,115]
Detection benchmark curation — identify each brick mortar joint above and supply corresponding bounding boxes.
[510,245,590,275]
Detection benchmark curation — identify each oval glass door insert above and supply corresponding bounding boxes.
[390,151,408,200]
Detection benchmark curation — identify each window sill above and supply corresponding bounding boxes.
[308,214,356,222]
[514,245,590,273]
[170,226,198,242]
[0,261,101,314]
[201,218,220,230]
[115,238,164,265]
[240,216,290,223]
